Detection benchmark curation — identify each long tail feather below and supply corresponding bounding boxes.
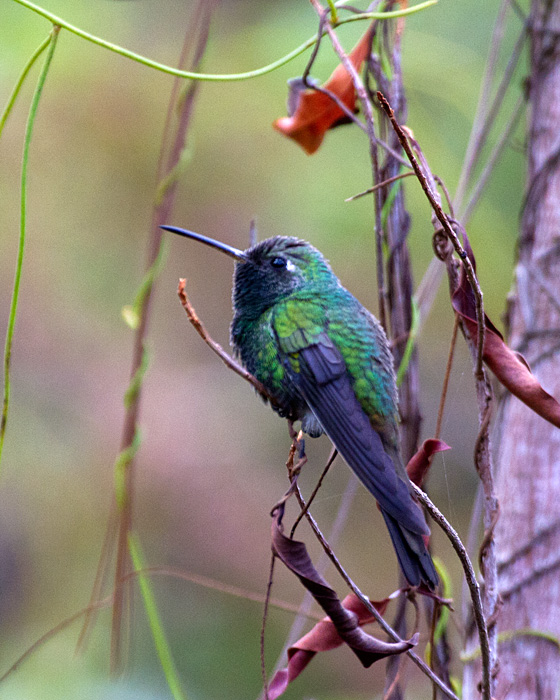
[381,510,438,589]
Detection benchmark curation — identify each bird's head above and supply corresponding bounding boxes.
[161,227,337,319]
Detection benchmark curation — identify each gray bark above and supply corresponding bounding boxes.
[471,2,560,697]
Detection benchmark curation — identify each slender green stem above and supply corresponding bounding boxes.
[461,628,560,662]
[396,299,420,386]
[380,169,404,230]
[113,427,142,509]
[432,557,452,644]
[121,239,168,333]
[0,26,59,471]
[11,0,437,82]
[327,0,339,24]
[129,534,188,700]
[333,1,437,23]
[0,34,51,138]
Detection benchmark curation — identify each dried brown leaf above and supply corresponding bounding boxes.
[268,505,417,698]
[406,438,451,488]
[452,239,560,428]
[268,594,396,699]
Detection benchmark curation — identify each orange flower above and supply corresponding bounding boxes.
[273,24,375,154]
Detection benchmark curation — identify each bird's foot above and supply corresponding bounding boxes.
[271,476,300,516]
[291,453,307,478]
[289,432,307,480]
[287,420,298,440]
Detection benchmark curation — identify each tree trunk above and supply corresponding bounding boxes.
[480,2,560,697]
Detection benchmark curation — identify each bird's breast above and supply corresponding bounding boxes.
[231,311,304,420]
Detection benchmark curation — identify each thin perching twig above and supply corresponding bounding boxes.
[345,171,415,201]
[256,473,360,700]
[290,446,338,537]
[178,279,276,405]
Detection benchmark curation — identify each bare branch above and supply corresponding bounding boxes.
[345,171,415,201]
[377,92,487,378]
[376,91,500,698]
[290,446,338,537]
[177,279,277,405]
[412,485,492,700]
[256,474,360,700]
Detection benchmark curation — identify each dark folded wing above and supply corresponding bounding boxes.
[290,336,428,536]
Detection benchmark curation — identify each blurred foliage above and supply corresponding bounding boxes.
[0,0,525,698]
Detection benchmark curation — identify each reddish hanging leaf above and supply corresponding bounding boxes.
[273,24,375,154]
[268,504,417,698]
[452,238,560,428]
[268,593,397,699]
[406,438,451,488]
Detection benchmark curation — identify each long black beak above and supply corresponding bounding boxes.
[161,225,247,262]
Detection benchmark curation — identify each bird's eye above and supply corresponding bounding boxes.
[270,257,287,269]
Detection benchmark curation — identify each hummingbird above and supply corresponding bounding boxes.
[162,226,438,590]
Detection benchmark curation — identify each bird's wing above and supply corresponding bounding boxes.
[275,314,427,535]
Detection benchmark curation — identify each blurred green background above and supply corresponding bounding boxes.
[0,1,525,698]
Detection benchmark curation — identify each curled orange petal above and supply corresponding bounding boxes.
[273,23,375,154]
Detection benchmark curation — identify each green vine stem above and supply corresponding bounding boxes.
[11,0,437,82]
[327,0,339,24]
[129,535,188,700]
[461,628,560,662]
[0,34,51,137]
[0,26,60,471]
[396,298,420,387]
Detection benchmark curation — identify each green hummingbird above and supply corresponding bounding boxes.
[162,226,438,590]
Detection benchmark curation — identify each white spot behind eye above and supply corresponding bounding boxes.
[286,260,296,272]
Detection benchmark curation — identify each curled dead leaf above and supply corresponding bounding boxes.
[453,238,560,429]
[406,438,451,488]
[268,503,417,698]
[268,593,401,699]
